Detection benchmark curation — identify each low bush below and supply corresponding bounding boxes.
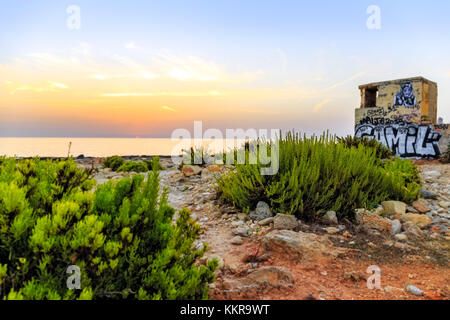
[116,161,148,173]
[104,156,164,173]
[0,158,216,300]
[338,135,393,159]
[103,156,125,171]
[217,132,420,221]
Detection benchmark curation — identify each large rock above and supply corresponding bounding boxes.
[182,165,202,177]
[381,201,406,216]
[356,210,392,233]
[249,201,273,221]
[243,266,294,286]
[322,211,338,225]
[412,200,431,213]
[400,213,432,228]
[263,230,346,260]
[273,214,299,230]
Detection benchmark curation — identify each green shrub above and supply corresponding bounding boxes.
[116,161,148,173]
[103,156,125,171]
[217,132,420,221]
[338,135,393,159]
[143,156,165,171]
[0,158,216,300]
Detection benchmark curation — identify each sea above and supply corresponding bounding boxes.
[0,138,247,158]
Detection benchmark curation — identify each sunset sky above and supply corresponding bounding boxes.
[1,0,450,137]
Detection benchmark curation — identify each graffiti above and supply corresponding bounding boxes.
[393,82,416,108]
[435,123,449,131]
[355,123,442,158]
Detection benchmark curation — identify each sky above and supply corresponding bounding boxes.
[1,0,450,137]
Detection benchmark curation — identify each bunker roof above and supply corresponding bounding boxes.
[359,77,437,90]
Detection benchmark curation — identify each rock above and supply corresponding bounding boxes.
[406,285,423,296]
[208,255,224,269]
[244,266,294,286]
[394,234,408,241]
[325,227,340,235]
[406,206,419,214]
[343,271,366,282]
[391,219,402,235]
[76,154,85,159]
[206,165,222,173]
[231,221,244,227]
[400,213,432,228]
[237,213,248,221]
[373,206,384,216]
[263,230,346,260]
[424,170,441,178]
[420,189,438,199]
[182,165,202,177]
[258,217,274,226]
[384,286,405,295]
[412,200,431,213]
[403,222,425,239]
[273,214,299,230]
[200,168,214,180]
[249,201,273,221]
[232,227,250,237]
[439,201,450,209]
[230,236,244,245]
[381,201,406,216]
[357,210,392,234]
[323,211,338,225]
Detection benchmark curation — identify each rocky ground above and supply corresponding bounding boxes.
[78,157,450,300]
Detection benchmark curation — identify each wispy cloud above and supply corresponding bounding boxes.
[313,99,331,112]
[161,105,177,112]
[324,72,366,91]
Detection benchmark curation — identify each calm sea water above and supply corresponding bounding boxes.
[0,138,247,158]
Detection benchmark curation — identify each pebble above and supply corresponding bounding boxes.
[406,285,423,296]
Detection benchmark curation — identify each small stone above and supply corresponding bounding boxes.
[320,271,328,276]
[273,213,299,230]
[258,217,274,226]
[400,213,432,228]
[439,201,450,209]
[391,219,402,235]
[228,264,238,273]
[343,231,352,238]
[237,213,248,221]
[357,210,392,234]
[325,227,340,235]
[394,234,408,241]
[381,201,406,216]
[323,211,338,225]
[404,223,425,239]
[182,165,202,177]
[412,200,431,213]
[420,189,438,199]
[232,227,250,237]
[406,285,423,296]
[231,236,244,245]
[249,201,273,221]
[231,221,244,227]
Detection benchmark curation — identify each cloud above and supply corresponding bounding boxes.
[324,72,366,91]
[313,99,331,112]
[100,91,222,97]
[8,81,68,94]
[125,42,138,49]
[276,48,288,71]
[161,105,177,112]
